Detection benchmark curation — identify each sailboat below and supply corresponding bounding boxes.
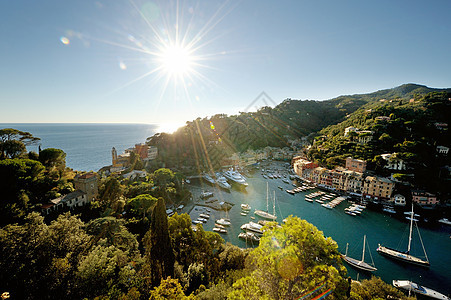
[377,204,429,267]
[254,183,277,221]
[341,235,377,272]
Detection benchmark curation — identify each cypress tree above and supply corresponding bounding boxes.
[149,197,175,286]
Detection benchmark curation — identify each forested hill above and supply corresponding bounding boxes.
[146,84,450,172]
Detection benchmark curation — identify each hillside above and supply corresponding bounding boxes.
[307,90,451,194]
[146,84,450,173]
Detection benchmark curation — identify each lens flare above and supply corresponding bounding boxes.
[60,36,70,45]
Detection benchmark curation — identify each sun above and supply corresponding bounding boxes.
[159,43,194,77]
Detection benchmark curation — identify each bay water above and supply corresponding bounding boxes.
[188,167,451,295]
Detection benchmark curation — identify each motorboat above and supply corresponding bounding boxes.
[239,231,260,242]
[240,221,263,235]
[213,227,227,234]
[393,280,450,299]
[241,203,251,210]
[216,218,231,226]
[438,218,451,225]
[203,173,215,184]
[215,172,231,190]
[223,168,248,186]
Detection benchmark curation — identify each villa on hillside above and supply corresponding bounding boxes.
[42,172,99,215]
[381,153,406,170]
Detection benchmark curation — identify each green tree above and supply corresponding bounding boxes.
[0,128,40,159]
[39,148,66,168]
[127,194,157,219]
[149,277,190,300]
[229,216,347,299]
[147,197,175,287]
[0,158,45,224]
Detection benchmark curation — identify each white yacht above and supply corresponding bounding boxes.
[215,172,231,190]
[223,168,248,186]
[216,218,231,226]
[203,173,215,184]
[438,218,451,225]
[240,221,264,235]
[393,280,450,300]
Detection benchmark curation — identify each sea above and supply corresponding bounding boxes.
[2,123,450,294]
[0,123,158,171]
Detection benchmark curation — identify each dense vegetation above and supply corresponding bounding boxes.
[1,84,448,299]
[146,84,451,174]
[307,91,451,196]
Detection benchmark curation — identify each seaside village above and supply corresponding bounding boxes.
[39,122,448,217]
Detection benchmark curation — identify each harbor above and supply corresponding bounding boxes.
[184,161,451,296]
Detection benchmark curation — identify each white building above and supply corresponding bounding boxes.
[381,153,406,170]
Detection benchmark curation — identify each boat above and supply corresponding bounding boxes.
[200,191,213,198]
[438,218,451,226]
[345,211,356,216]
[240,221,264,235]
[377,204,430,267]
[203,173,216,184]
[238,231,260,242]
[321,203,333,209]
[199,213,210,219]
[215,172,232,190]
[341,235,377,272]
[223,168,248,186]
[216,218,231,226]
[286,189,295,195]
[213,227,227,234]
[240,212,248,216]
[383,207,396,214]
[241,203,251,210]
[254,184,277,221]
[393,280,450,300]
[305,198,313,202]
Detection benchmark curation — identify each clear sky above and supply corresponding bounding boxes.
[1,0,451,129]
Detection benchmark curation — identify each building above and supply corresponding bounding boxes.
[147,146,158,160]
[342,170,364,195]
[292,157,318,178]
[436,146,449,155]
[344,126,359,136]
[381,153,406,170]
[357,131,374,144]
[391,194,406,206]
[362,176,395,201]
[44,190,88,215]
[112,147,130,167]
[135,143,149,160]
[345,157,367,173]
[375,116,391,122]
[74,172,98,201]
[412,190,439,206]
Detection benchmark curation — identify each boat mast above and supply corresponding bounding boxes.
[273,191,276,218]
[266,182,269,212]
[407,204,414,254]
[362,235,366,262]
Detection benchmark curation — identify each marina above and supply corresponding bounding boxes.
[186,161,451,295]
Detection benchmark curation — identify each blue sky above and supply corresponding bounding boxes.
[1,0,451,127]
